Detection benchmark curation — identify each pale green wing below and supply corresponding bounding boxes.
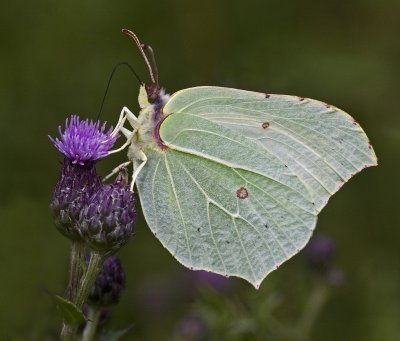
[136,149,316,288]
[162,86,377,211]
[136,86,377,288]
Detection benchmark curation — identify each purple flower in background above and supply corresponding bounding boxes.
[191,270,232,291]
[79,168,136,253]
[49,115,118,165]
[305,234,336,273]
[175,315,209,341]
[88,256,126,307]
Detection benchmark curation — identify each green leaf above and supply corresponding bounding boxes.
[53,295,85,327]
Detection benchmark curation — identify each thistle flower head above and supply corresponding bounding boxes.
[87,256,126,307]
[49,115,118,165]
[51,159,101,240]
[79,169,136,253]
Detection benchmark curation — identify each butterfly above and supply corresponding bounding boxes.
[106,29,377,288]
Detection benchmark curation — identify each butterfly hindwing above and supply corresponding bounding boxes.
[136,148,316,288]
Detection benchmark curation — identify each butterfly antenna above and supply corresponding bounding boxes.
[141,44,159,88]
[97,61,142,120]
[122,29,158,87]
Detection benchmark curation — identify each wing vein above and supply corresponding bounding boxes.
[232,217,258,283]
[232,168,311,226]
[167,126,313,202]
[197,103,369,166]
[164,155,193,266]
[176,160,228,274]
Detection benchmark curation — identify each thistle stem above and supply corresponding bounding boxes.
[60,251,105,340]
[67,241,86,301]
[75,251,105,309]
[60,241,86,340]
[82,306,102,341]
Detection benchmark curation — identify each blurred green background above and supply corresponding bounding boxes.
[0,0,399,340]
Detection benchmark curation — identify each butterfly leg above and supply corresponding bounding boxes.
[130,151,147,192]
[111,106,139,137]
[103,160,132,182]
[108,126,137,155]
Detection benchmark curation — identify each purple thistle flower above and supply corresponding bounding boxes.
[49,115,118,165]
[79,168,136,253]
[49,115,116,240]
[87,256,126,307]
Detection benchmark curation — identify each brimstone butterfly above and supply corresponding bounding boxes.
[107,29,377,288]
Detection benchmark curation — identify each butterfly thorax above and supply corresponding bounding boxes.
[127,85,170,162]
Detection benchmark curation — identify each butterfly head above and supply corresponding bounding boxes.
[122,29,166,105]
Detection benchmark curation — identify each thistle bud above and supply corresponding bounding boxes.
[87,256,126,307]
[79,169,136,253]
[50,159,101,239]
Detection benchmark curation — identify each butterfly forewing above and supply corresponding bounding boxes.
[162,86,377,211]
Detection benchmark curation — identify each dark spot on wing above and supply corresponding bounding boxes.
[262,121,270,129]
[265,94,271,98]
[236,187,248,199]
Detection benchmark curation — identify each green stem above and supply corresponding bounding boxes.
[82,306,102,341]
[67,241,86,301]
[75,251,104,309]
[60,251,105,341]
[60,241,86,340]
[295,281,329,340]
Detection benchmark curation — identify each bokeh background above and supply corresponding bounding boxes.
[0,0,399,340]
